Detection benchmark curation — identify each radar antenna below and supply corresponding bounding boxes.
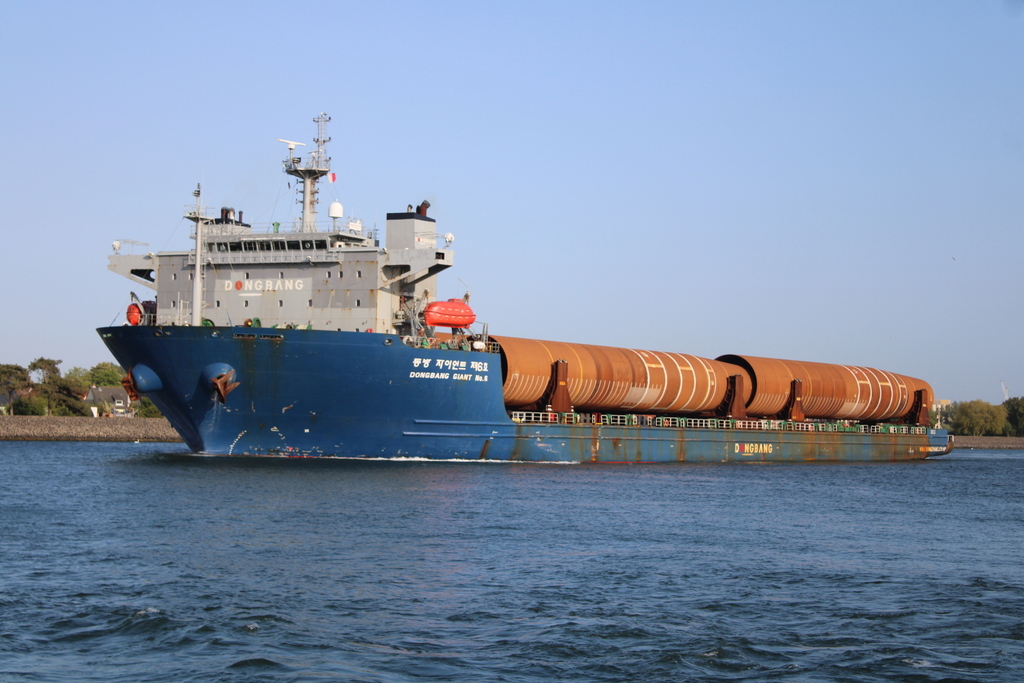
[277,139,306,152]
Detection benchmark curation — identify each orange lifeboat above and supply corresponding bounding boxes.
[424,299,476,328]
[126,300,156,326]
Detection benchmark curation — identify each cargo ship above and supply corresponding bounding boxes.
[98,115,952,462]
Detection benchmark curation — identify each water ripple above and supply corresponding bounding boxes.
[1,443,1022,681]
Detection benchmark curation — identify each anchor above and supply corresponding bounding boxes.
[211,369,240,404]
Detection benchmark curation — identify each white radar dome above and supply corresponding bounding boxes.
[328,201,344,219]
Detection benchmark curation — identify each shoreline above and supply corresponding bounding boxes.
[950,435,1024,450]
[0,415,182,442]
[1,416,1022,449]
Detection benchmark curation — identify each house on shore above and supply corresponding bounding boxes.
[84,386,135,417]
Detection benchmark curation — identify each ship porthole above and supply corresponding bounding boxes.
[384,338,393,346]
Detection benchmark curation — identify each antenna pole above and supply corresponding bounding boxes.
[282,114,331,232]
[191,184,204,326]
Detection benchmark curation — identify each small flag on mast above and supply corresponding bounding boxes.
[328,173,337,183]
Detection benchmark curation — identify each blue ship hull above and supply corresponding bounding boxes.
[97,326,951,462]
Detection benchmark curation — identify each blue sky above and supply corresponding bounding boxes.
[1,1,1021,403]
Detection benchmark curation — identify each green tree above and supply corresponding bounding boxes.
[28,358,62,385]
[65,366,90,384]
[136,397,163,418]
[88,362,125,387]
[0,364,31,415]
[12,394,46,415]
[41,377,90,416]
[947,400,1007,436]
[1003,397,1024,437]
[27,357,89,416]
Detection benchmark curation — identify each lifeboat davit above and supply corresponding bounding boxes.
[424,299,476,328]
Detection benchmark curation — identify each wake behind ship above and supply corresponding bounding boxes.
[98,115,952,462]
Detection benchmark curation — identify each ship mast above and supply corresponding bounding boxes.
[190,183,204,326]
[281,113,331,232]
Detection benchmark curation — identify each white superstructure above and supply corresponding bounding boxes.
[108,115,453,334]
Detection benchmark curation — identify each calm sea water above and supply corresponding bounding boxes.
[1,442,1022,682]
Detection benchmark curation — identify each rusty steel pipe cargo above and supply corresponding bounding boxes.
[715,355,932,421]
[491,336,929,422]
[491,336,747,414]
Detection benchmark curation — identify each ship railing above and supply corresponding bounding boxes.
[600,414,646,427]
[400,336,500,353]
[817,422,864,432]
[510,411,561,424]
[200,220,374,238]
[734,419,788,431]
[189,251,377,266]
[511,413,680,427]
[509,411,933,434]
[587,414,656,426]
[685,418,728,429]
[860,424,925,435]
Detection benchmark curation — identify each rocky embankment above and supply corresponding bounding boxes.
[950,435,1024,450]
[0,416,182,442]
